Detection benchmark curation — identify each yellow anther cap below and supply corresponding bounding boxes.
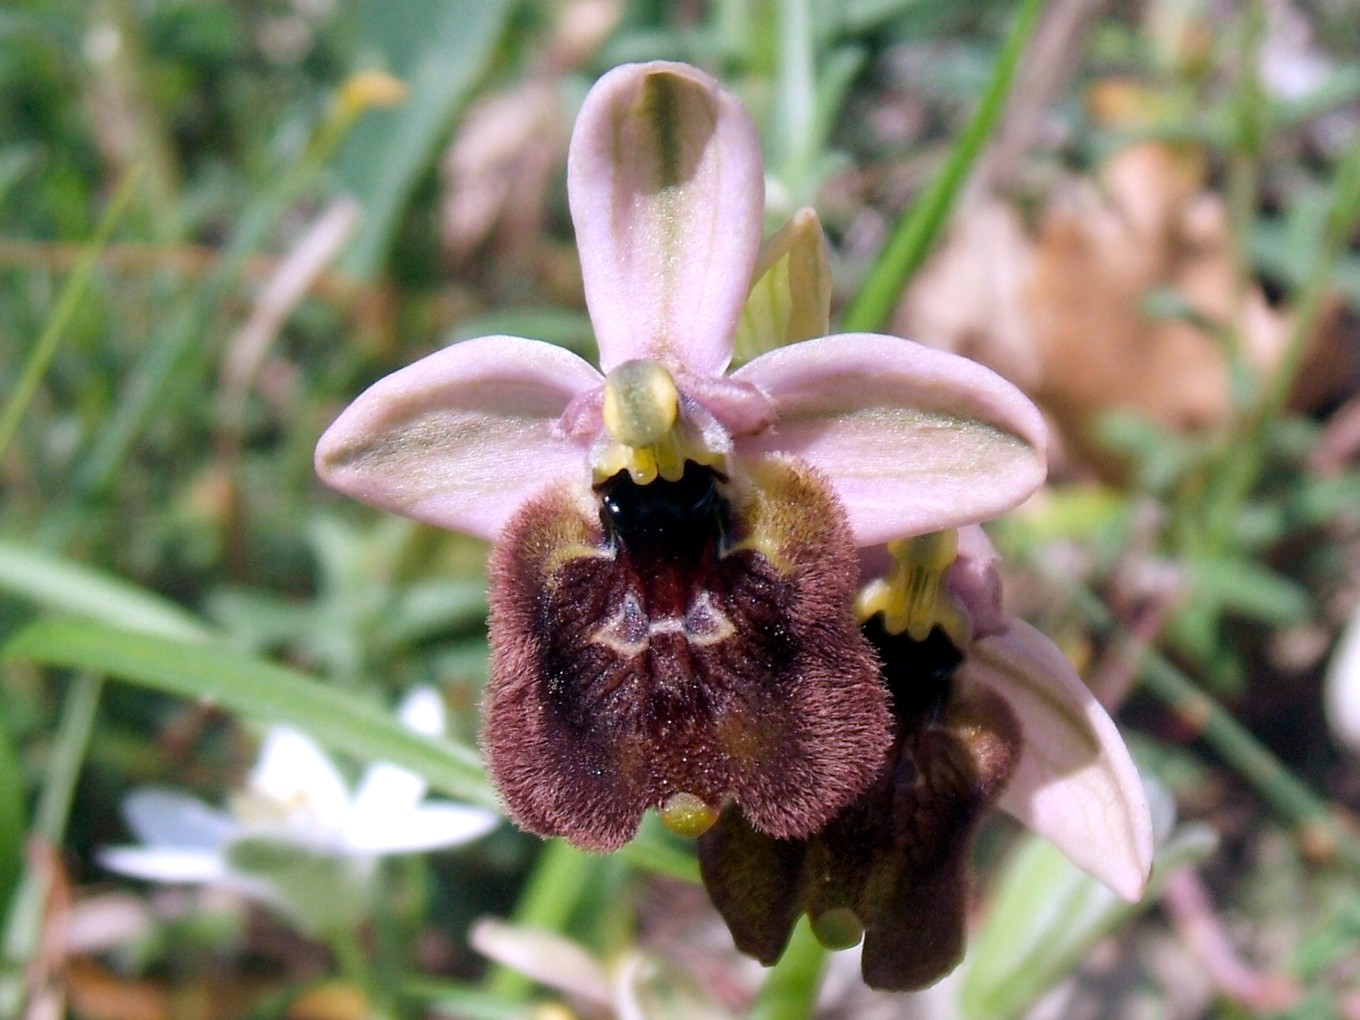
[603,359,680,448]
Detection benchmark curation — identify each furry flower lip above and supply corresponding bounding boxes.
[315,61,1048,852]
[698,528,1155,991]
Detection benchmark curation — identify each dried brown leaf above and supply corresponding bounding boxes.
[897,138,1339,477]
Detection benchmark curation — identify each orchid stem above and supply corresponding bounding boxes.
[486,839,598,1000]
[1065,583,1360,873]
[841,0,1045,333]
[750,917,828,1020]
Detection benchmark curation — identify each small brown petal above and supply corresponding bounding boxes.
[857,682,1020,991]
[695,809,805,965]
[483,456,889,851]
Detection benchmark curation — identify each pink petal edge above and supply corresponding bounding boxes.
[967,620,1155,901]
[568,61,764,376]
[733,333,1049,545]
[315,336,602,541]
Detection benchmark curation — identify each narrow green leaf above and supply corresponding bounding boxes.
[772,0,816,205]
[336,0,513,279]
[961,824,1218,1020]
[1186,554,1312,626]
[0,718,24,916]
[0,169,140,461]
[3,619,498,811]
[0,542,214,641]
[0,674,103,1018]
[841,0,1045,332]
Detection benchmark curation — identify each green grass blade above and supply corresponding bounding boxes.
[3,618,499,810]
[0,542,214,640]
[0,674,103,1018]
[0,718,24,917]
[336,0,513,279]
[30,674,103,842]
[841,0,1045,333]
[961,823,1218,1020]
[0,170,140,461]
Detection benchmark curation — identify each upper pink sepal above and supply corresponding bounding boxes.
[733,334,1049,545]
[314,336,603,541]
[567,61,765,376]
[965,620,1154,902]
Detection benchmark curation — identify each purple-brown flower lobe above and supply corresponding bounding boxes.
[483,456,891,852]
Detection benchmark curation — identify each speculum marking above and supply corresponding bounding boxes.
[590,590,737,655]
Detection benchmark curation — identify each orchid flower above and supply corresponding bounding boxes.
[698,527,1155,990]
[315,61,1047,854]
[99,688,498,933]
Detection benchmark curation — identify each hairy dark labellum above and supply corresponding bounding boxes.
[483,457,891,852]
[698,621,1022,991]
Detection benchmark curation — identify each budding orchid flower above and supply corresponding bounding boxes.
[315,62,1047,853]
[698,527,1155,991]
